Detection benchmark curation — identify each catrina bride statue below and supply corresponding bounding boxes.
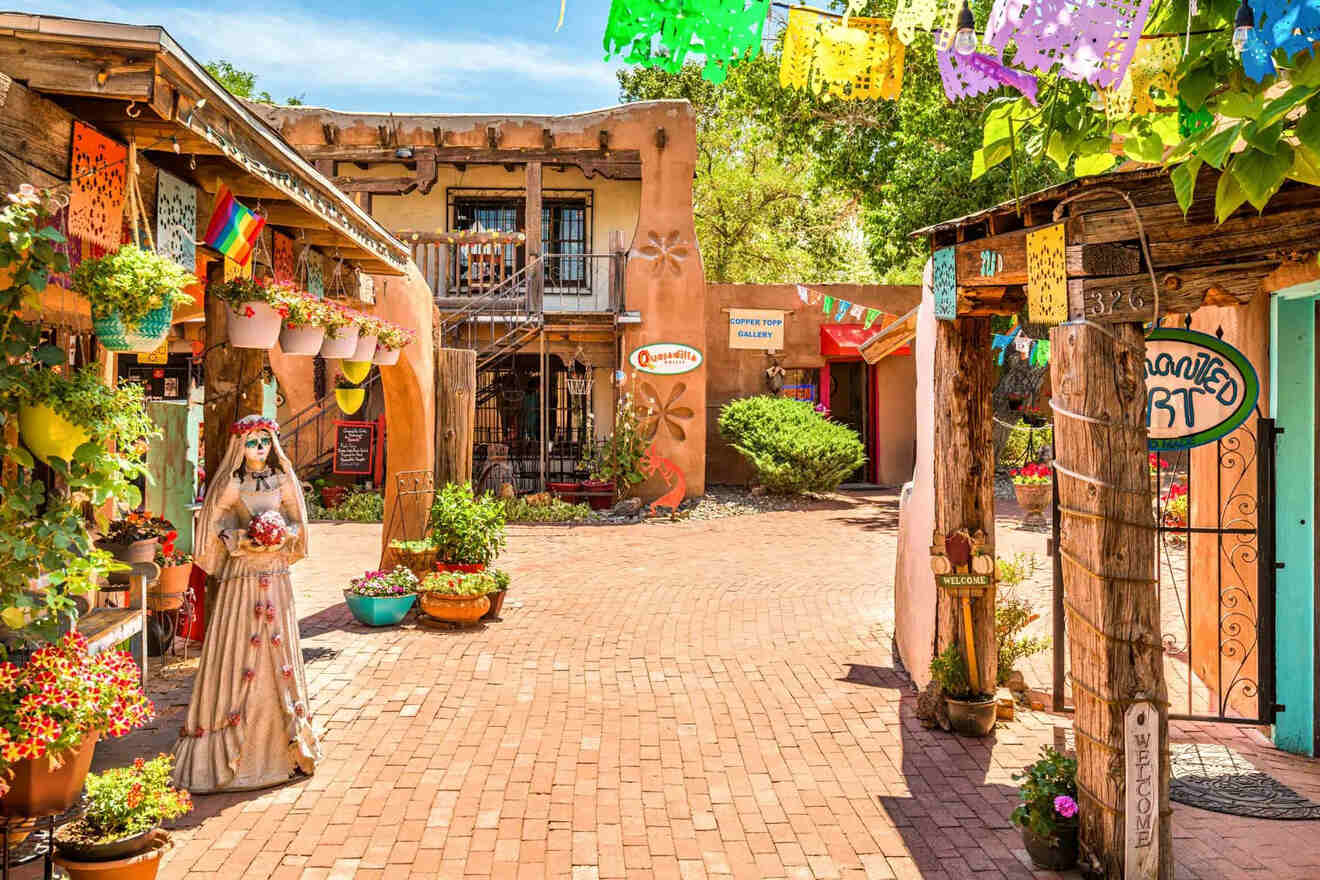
[173,415,321,792]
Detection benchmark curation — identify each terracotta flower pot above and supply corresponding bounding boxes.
[1,733,98,818]
[1013,482,1051,524]
[945,696,997,737]
[418,592,490,625]
[318,326,360,359]
[99,538,158,566]
[351,333,379,362]
[18,403,90,465]
[373,346,401,366]
[1022,822,1078,871]
[55,825,157,863]
[335,387,365,415]
[340,359,372,384]
[227,301,282,349]
[91,305,173,353]
[482,588,507,621]
[54,829,172,880]
[148,563,191,612]
[278,323,326,356]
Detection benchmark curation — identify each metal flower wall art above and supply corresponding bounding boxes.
[633,230,692,277]
[639,382,695,442]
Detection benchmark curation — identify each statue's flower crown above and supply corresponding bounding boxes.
[229,415,280,436]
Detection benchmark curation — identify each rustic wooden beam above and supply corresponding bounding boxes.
[332,176,417,194]
[959,285,1025,317]
[526,160,543,313]
[260,202,331,231]
[0,39,154,100]
[1066,242,1141,276]
[1067,261,1273,323]
[434,348,476,487]
[956,227,1031,286]
[1050,321,1171,879]
[860,306,917,364]
[0,74,73,179]
[486,126,500,150]
[293,144,642,165]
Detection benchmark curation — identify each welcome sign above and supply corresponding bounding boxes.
[629,342,703,376]
[1145,328,1259,451]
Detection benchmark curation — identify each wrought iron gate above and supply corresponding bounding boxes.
[1053,414,1278,724]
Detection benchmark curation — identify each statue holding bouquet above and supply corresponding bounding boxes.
[173,415,321,792]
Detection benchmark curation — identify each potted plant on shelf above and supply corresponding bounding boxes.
[53,754,191,880]
[344,566,419,627]
[417,570,496,626]
[73,244,196,353]
[334,375,365,415]
[428,483,506,573]
[0,633,155,818]
[929,644,996,737]
[209,277,286,349]
[99,513,174,566]
[373,321,415,366]
[276,287,328,356]
[581,391,648,508]
[482,568,510,621]
[317,302,361,359]
[1010,746,1079,870]
[148,541,192,613]
[350,312,382,362]
[1010,462,1053,525]
[388,538,437,580]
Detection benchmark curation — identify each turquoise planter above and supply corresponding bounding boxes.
[92,304,173,352]
[343,590,416,627]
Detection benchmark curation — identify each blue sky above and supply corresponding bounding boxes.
[22,0,634,114]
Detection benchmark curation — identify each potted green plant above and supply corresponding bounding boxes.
[1011,462,1053,525]
[209,277,286,349]
[344,566,419,627]
[318,302,360,359]
[334,375,364,415]
[53,754,191,879]
[148,540,191,612]
[99,513,174,565]
[482,568,510,621]
[1011,746,1079,870]
[418,570,496,626]
[584,391,648,506]
[16,367,127,465]
[428,483,506,572]
[373,321,415,366]
[72,244,195,353]
[350,312,382,362]
[929,644,996,737]
[0,632,155,818]
[275,286,327,356]
[388,538,437,580]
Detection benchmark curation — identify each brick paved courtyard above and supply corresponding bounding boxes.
[90,491,1320,879]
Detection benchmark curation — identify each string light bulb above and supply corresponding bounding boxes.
[954,0,977,56]
[1232,0,1254,54]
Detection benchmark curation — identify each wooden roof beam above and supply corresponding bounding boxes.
[0,38,154,100]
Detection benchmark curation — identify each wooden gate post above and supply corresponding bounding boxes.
[435,347,476,487]
[1050,321,1171,879]
[203,263,264,480]
[932,316,997,695]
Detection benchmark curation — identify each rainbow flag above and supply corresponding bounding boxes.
[204,184,265,268]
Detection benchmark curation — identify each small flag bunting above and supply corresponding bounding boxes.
[822,295,835,315]
[864,309,882,329]
[834,299,852,321]
[204,184,266,268]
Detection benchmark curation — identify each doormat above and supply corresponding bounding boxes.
[1170,743,1320,820]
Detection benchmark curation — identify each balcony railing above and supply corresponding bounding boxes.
[412,242,626,314]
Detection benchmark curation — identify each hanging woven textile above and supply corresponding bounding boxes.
[935,38,1039,104]
[603,0,772,84]
[781,10,905,100]
[983,0,1153,88]
[1240,0,1320,82]
[1103,36,1181,118]
[893,0,959,49]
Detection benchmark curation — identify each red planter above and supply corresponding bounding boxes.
[434,562,486,574]
[581,479,615,510]
[547,481,582,504]
[178,565,207,643]
[321,485,349,509]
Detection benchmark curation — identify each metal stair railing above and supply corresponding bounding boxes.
[281,372,382,474]
[438,256,544,366]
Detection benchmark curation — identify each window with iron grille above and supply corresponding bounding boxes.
[447,189,592,294]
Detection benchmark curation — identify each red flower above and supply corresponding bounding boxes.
[277,306,289,318]
[243,306,255,317]
[287,322,297,329]
[134,757,145,770]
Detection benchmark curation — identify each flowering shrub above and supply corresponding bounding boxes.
[1162,483,1188,529]
[1148,453,1170,476]
[154,545,192,568]
[320,302,357,339]
[71,754,192,844]
[375,320,416,351]
[246,511,288,547]
[420,571,498,597]
[0,633,155,796]
[271,286,327,328]
[208,277,284,307]
[348,566,419,597]
[1010,462,1052,486]
[352,313,384,337]
[1011,746,1078,843]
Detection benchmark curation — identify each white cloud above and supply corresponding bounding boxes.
[23,1,619,110]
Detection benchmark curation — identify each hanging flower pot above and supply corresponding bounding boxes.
[319,326,360,359]
[227,301,282,349]
[351,333,379,362]
[278,323,326,356]
[341,360,372,384]
[17,403,90,464]
[98,538,158,566]
[91,304,174,353]
[373,322,414,366]
[373,345,401,366]
[335,387,365,415]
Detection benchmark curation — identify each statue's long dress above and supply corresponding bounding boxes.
[173,471,321,792]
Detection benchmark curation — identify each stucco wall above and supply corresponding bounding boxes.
[703,283,920,487]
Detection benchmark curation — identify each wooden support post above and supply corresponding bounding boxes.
[539,330,548,492]
[434,348,475,487]
[203,259,264,481]
[1050,321,1171,880]
[932,317,997,694]
[526,160,543,313]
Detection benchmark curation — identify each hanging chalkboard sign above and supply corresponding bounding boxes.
[334,420,375,475]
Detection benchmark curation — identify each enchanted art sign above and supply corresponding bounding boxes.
[1145,328,1259,451]
[629,342,703,376]
[727,309,786,350]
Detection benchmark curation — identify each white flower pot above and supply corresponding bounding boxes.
[228,301,282,349]
[373,346,401,366]
[279,324,326,356]
[351,333,379,362]
[319,326,360,359]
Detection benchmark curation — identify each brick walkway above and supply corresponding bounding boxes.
[83,492,1320,880]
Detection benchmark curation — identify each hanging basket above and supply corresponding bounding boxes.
[227,301,282,349]
[18,403,90,465]
[319,326,360,359]
[278,323,326,356]
[91,305,173,353]
[373,346,401,366]
[351,333,379,362]
[565,375,592,397]
[335,387,365,414]
[341,360,372,384]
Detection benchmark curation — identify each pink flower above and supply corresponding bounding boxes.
[1054,795,1078,818]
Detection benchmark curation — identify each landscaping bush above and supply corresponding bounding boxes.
[330,491,384,523]
[502,496,593,523]
[717,396,865,494]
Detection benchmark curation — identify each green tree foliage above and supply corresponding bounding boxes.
[204,60,305,106]
[718,396,865,493]
[619,59,878,284]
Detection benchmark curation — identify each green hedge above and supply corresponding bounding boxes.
[717,396,865,494]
